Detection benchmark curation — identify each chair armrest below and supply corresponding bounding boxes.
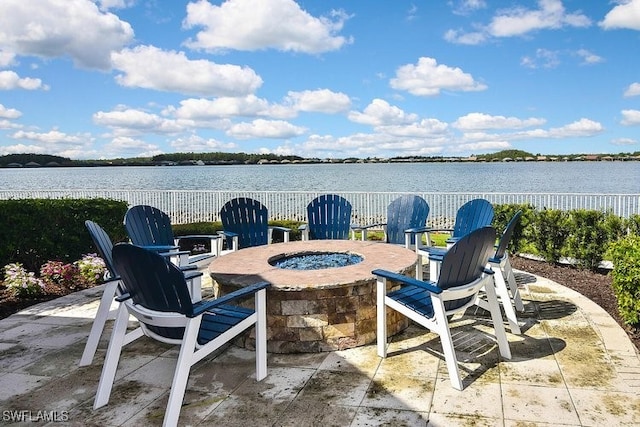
[351,223,383,231]
[372,269,442,294]
[190,281,271,317]
[269,226,291,233]
[405,226,431,234]
[429,228,454,233]
[217,230,238,239]
[183,270,203,281]
[141,244,181,252]
[175,234,222,242]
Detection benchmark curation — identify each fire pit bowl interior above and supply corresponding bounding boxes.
[209,240,417,353]
[269,251,364,270]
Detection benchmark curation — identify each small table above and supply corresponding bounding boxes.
[209,240,417,353]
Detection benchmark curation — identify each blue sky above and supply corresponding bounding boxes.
[1,0,639,160]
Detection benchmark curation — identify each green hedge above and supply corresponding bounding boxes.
[609,235,640,327]
[0,198,128,275]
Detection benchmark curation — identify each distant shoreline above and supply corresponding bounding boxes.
[2,155,639,169]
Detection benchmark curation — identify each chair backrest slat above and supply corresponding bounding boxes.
[385,195,429,244]
[112,244,193,316]
[306,194,352,240]
[85,220,117,278]
[220,197,270,249]
[452,199,494,238]
[438,226,496,290]
[124,205,175,246]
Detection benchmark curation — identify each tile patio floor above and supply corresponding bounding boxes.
[1,266,639,426]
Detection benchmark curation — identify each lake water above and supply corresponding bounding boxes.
[0,161,638,194]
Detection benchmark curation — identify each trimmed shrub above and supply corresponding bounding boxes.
[493,203,535,253]
[531,208,569,264]
[609,235,640,327]
[566,209,608,270]
[626,214,640,236]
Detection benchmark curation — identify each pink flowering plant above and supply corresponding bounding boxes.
[74,253,106,287]
[40,261,79,290]
[3,263,46,297]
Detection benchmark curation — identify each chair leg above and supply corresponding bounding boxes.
[93,304,130,409]
[429,258,439,282]
[255,289,268,381]
[503,256,524,312]
[482,276,512,360]
[376,277,388,358]
[432,297,463,390]
[79,280,119,366]
[492,268,521,335]
[163,317,201,427]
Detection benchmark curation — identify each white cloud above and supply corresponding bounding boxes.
[10,129,92,145]
[546,118,603,137]
[390,57,487,96]
[452,0,487,16]
[93,108,185,135]
[111,45,263,97]
[621,109,640,126]
[97,0,136,11]
[172,95,294,121]
[453,140,511,153]
[348,99,418,126]
[600,0,640,30]
[0,143,48,155]
[624,82,640,97]
[445,0,591,44]
[0,70,47,90]
[226,119,307,139]
[521,48,560,69]
[488,0,591,37]
[576,49,604,65]
[0,104,22,119]
[376,119,449,138]
[183,0,352,54]
[611,137,637,146]
[170,134,238,152]
[443,29,487,45]
[285,89,351,113]
[453,113,546,130]
[0,0,133,70]
[104,136,163,157]
[0,50,17,67]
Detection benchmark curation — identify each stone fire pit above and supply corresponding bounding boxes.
[209,240,417,353]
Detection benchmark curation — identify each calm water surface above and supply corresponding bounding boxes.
[1,162,638,193]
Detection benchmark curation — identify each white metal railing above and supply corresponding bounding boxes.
[1,190,638,227]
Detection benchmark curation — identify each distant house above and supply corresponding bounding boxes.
[25,161,41,167]
[6,162,22,168]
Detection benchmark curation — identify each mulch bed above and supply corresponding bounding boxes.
[1,256,639,354]
[510,255,640,353]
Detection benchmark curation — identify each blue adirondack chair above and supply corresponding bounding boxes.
[79,220,202,367]
[299,194,353,240]
[427,210,524,334]
[444,198,494,246]
[124,205,221,265]
[373,226,511,390]
[93,243,270,426]
[352,194,430,246]
[219,197,290,251]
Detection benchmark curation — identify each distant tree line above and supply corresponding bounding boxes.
[2,149,639,168]
[152,152,305,164]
